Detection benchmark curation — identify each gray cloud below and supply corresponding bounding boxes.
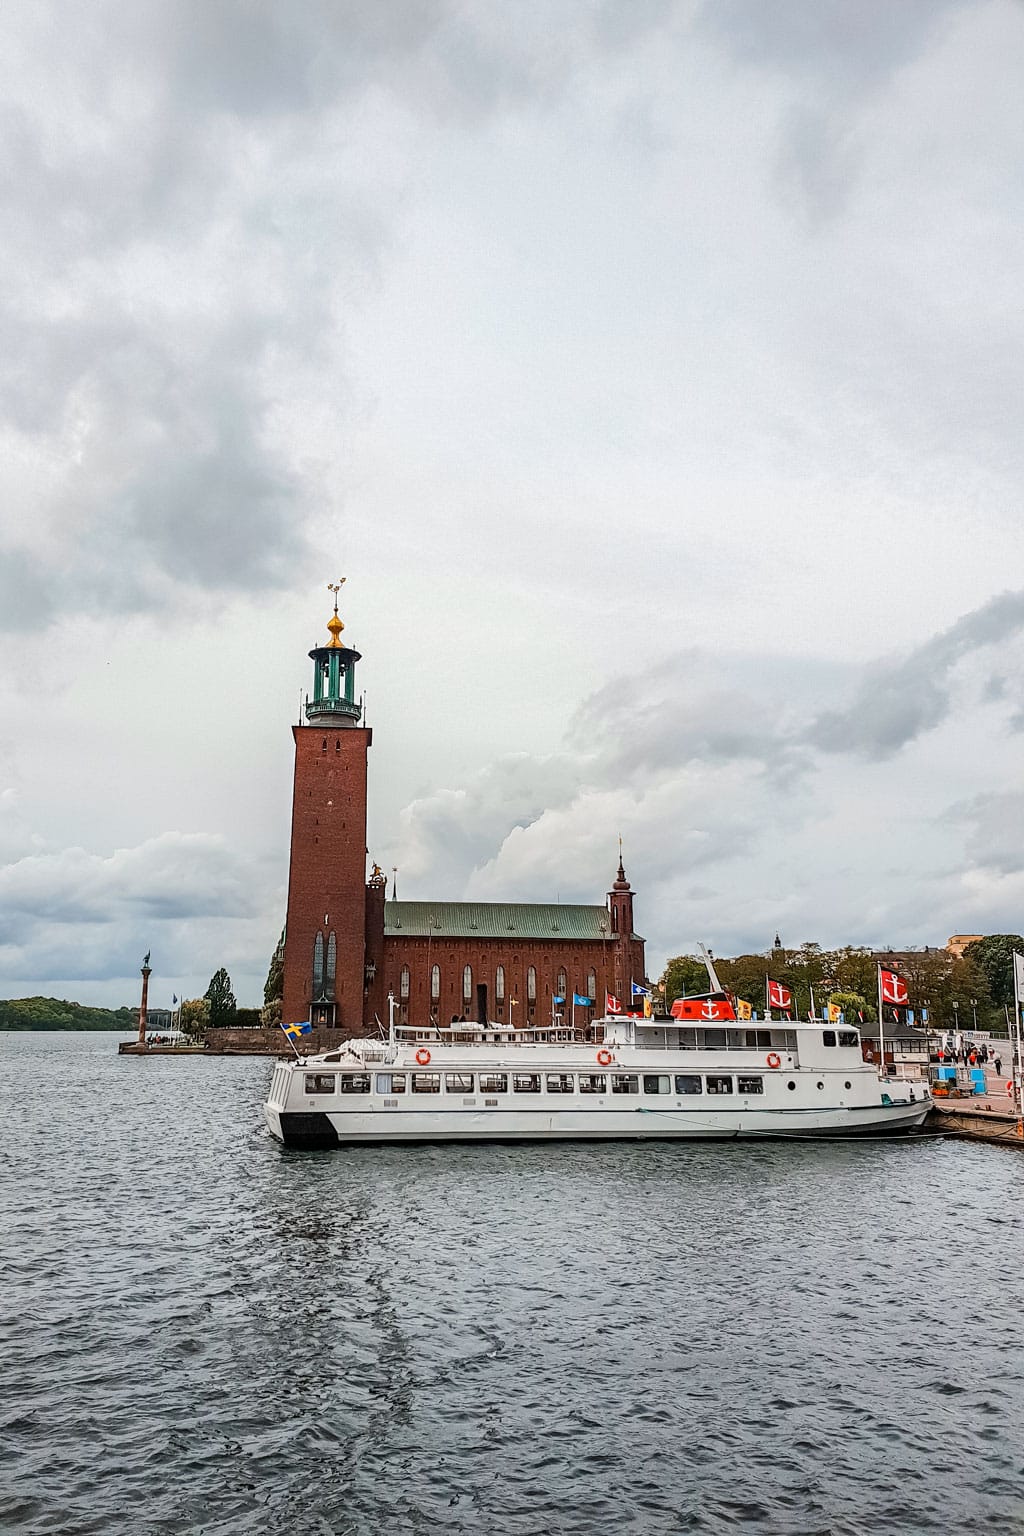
[808,590,1024,759]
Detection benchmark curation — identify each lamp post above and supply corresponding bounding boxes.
[952,998,959,1047]
[971,997,978,1030]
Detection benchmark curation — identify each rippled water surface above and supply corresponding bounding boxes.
[2,1033,1022,1535]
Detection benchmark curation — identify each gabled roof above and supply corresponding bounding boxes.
[384,900,637,942]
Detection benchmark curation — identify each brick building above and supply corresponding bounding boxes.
[282,595,646,1036]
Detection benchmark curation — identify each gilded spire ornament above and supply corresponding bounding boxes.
[326,578,347,648]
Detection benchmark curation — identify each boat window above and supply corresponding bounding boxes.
[546,1074,575,1093]
[838,1031,859,1048]
[579,1074,606,1094]
[706,1075,733,1094]
[478,1073,507,1093]
[445,1073,474,1093]
[513,1073,541,1093]
[822,1031,837,1047]
[304,1073,335,1094]
[611,1074,639,1095]
[340,1074,371,1094]
[643,1074,671,1095]
[674,1074,702,1095]
[745,1030,772,1049]
[376,1073,405,1094]
[737,1076,764,1095]
[411,1073,441,1093]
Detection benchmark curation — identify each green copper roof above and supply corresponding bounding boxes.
[384,900,623,941]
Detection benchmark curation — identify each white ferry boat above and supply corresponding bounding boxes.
[263,1009,930,1147]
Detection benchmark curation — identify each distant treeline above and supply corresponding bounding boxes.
[0,997,136,1031]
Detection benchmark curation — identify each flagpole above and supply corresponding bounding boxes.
[877,965,886,1080]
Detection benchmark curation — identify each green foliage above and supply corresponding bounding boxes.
[204,968,237,1028]
[0,996,136,1031]
[661,955,713,1002]
[264,934,284,1005]
[179,997,211,1034]
[235,1007,261,1028]
[962,935,1024,1010]
[261,998,282,1028]
[829,991,872,1024]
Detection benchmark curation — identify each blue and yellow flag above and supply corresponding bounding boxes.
[281,1020,313,1040]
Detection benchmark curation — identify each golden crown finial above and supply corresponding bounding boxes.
[326,578,347,648]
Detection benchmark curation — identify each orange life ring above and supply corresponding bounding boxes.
[596,1048,613,1066]
[415,1047,432,1066]
[766,1052,782,1069]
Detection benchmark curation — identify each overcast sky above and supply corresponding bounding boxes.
[2,0,1023,1010]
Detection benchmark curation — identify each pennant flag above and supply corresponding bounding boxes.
[172,994,178,1006]
[605,992,621,1013]
[826,1002,841,1022]
[572,993,593,1007]
[879,968,908,1005]
[281,1020,313,1039]
[892,1008,900,1022]
[631,981,650,997]
[737,999,753,1020]
[643,995,653,1018]
[552,994,565,1004]
[767,979,792,1010]
[1014,952,1024,1006]
[670,996,737,1022]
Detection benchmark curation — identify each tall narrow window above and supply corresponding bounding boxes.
[400,966,410,1000]
[463,965,472,1003]
[557,969,567,999]
[527,966,537,1002]
[611,907,618,932]
[431,964,440,1000]
[326,933,337,997]
[312,932,325,995]
[587,970,596,1002]
[495,965,505,1001]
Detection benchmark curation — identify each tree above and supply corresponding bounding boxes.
[660,954,714,1003]
[264,932,284,1006]
[829,991,873,1024]
[204,968,237,1028]
[962,935,1024,1012]
[179,997,210,1036]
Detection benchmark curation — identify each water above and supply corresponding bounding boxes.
[1,1033,1021,1535]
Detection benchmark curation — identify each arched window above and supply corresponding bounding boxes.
[587,970,597,1003]
[527,966,537,1002]
[400,966,410,1000]
[463,964,472,1002]
[326,933,337,996]
[431,964,440,1000]
[312,932,325,995]
[557,969,567,999]
[495,965,505,1001]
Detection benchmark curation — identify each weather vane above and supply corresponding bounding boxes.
[327,578,346,615]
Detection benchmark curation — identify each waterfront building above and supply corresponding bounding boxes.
[281,593,645,1035]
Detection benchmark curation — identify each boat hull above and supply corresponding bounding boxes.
[263,1098,929,1147]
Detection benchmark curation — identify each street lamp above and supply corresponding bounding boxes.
[971,997,978,1029]
[952,999,959,1042]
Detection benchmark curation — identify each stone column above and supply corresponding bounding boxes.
[137,961,152,1046]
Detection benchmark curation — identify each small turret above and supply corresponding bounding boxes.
[306,579,362,725]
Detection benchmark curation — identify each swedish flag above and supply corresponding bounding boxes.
[281,1020,313,1039]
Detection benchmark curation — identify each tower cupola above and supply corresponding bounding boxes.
[305,579,362,725]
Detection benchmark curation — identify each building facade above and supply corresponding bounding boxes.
[282,597,646,1035]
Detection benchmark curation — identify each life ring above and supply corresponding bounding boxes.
[596,1048,613,1066]
[415,1047,432,1066]
[766,1052,782,1069]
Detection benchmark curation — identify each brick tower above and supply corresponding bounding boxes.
[281,583,372,1033]
[608,853,644,1005]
